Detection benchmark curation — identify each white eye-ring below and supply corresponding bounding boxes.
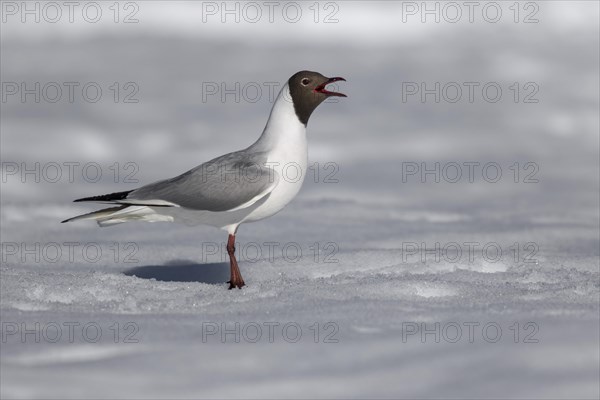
[301,78,310,86]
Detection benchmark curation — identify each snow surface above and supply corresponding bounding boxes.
[1,2,599,399]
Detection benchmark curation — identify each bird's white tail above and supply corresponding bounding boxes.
[62,205,174,227]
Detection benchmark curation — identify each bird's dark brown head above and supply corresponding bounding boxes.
[288,70,346,126]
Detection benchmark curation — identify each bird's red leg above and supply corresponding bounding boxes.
[226,234,245,289]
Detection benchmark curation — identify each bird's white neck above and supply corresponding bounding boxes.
[241,82,309,224]
[251,83,306,152]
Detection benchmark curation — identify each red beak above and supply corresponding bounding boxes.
[315,77,347,97]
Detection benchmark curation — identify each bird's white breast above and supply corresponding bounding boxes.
[243,137,307,223]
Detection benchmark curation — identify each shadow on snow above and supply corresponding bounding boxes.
[123,260,230,284]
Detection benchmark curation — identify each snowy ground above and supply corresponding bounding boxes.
[1,2,599,399]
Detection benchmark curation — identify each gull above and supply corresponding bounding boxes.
[63,70,346,289]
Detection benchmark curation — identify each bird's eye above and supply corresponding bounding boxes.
[301,78,310,86]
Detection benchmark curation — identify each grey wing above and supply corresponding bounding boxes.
[126,150,278,212]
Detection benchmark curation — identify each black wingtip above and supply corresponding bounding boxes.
[73,190,133,203]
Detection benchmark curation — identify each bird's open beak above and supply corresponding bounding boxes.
[315,77,347,97]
